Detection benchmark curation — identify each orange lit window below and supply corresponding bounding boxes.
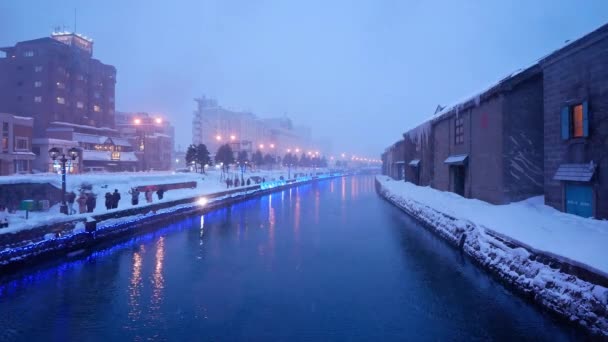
[572,104,584,138]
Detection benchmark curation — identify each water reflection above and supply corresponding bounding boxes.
[128,248,144,324]
[269,194,275,252]
[151,237,165,311]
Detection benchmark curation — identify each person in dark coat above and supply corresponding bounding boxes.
[66,191,77,215]
[246,178,251,186]
[104,192,112,210]
[112,189,121,209]
[156,188,165,200]
[129,188,140,205]
[77,193,87,214]
[86,193,96,213]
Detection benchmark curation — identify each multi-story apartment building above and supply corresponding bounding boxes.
[0,32,116,137]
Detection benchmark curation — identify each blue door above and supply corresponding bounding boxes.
[565,184,593,218]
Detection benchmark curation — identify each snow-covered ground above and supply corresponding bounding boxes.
[377,176,608,274]
[377,176,608,336]
[0,167,326,236]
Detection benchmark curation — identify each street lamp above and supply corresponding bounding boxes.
[134,118,146,170]
[49,147,79,215]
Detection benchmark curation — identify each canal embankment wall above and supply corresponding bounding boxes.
[0,174,345,273]
[375,178,608,337]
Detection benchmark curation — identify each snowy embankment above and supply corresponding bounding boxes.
[376,176,608,336]
[0,168,321,236]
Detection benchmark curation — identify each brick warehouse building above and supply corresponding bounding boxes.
[0,32,116,138]
[540,24,608,219]
[430,65,544,204]
[383,23,608,218]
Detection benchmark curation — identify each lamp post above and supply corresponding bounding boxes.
[134,118,147,171]
[49,147,79,215]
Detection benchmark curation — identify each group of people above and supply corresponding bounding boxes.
[66,191,97,214]
[128,187,165,205]
[104,190,122,210]
[225,177,255,189]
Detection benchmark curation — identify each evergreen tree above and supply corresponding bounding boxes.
[185,144,198,172]
[196,143,211,173]
[252,149,264,168]
[215,144,235,173]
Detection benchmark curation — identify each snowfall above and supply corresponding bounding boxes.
[0,167,321,236]
[377,176,608,275]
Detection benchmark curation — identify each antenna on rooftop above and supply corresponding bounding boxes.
[74,8,77,33]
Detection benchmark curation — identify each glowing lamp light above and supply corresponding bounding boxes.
[134,118,142,125]
[197,197,208,206]
[259,144,264,149]
[216,135,222,141]
[230,135,236,141]
[155,118,163,124]
[270,144,275,148]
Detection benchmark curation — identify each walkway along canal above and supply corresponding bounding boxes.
[0,176,585,340]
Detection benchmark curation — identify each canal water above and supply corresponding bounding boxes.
[0,176,584,341]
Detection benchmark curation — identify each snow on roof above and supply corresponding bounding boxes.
[32,138,78,145]
[553,163,596,182]
[444,154,469,165]
[111,137,132,147]
[82,150,138,162]
[74,133,108,145]
[50,121,117,132]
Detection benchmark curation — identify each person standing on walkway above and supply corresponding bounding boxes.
[86,193,96,213]
[104,192,112,210]
[129,188,140,206]
[77,192,87,214]
[112,189,121,209]
[66,191,76,215]
[145,189,153,203]
[156,188,165,200]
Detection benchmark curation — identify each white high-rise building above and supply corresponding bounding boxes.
[192,96,316,157]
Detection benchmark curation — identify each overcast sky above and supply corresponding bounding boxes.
[2,1,608,157]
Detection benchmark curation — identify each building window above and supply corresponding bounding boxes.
[56,82,65,89]
[76,101,84,109]
[34,96,42,103]
[23,50,34,57]
[94,92,100,99]
[34,81,42,88]
[34,65,43,72]
[561,102,589,140]
[455,116,464,145]
[15,137,29,151]
[56,97,65,104]
[14,160,29,173]
[2,122,8,152]
[93,105,101,112]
